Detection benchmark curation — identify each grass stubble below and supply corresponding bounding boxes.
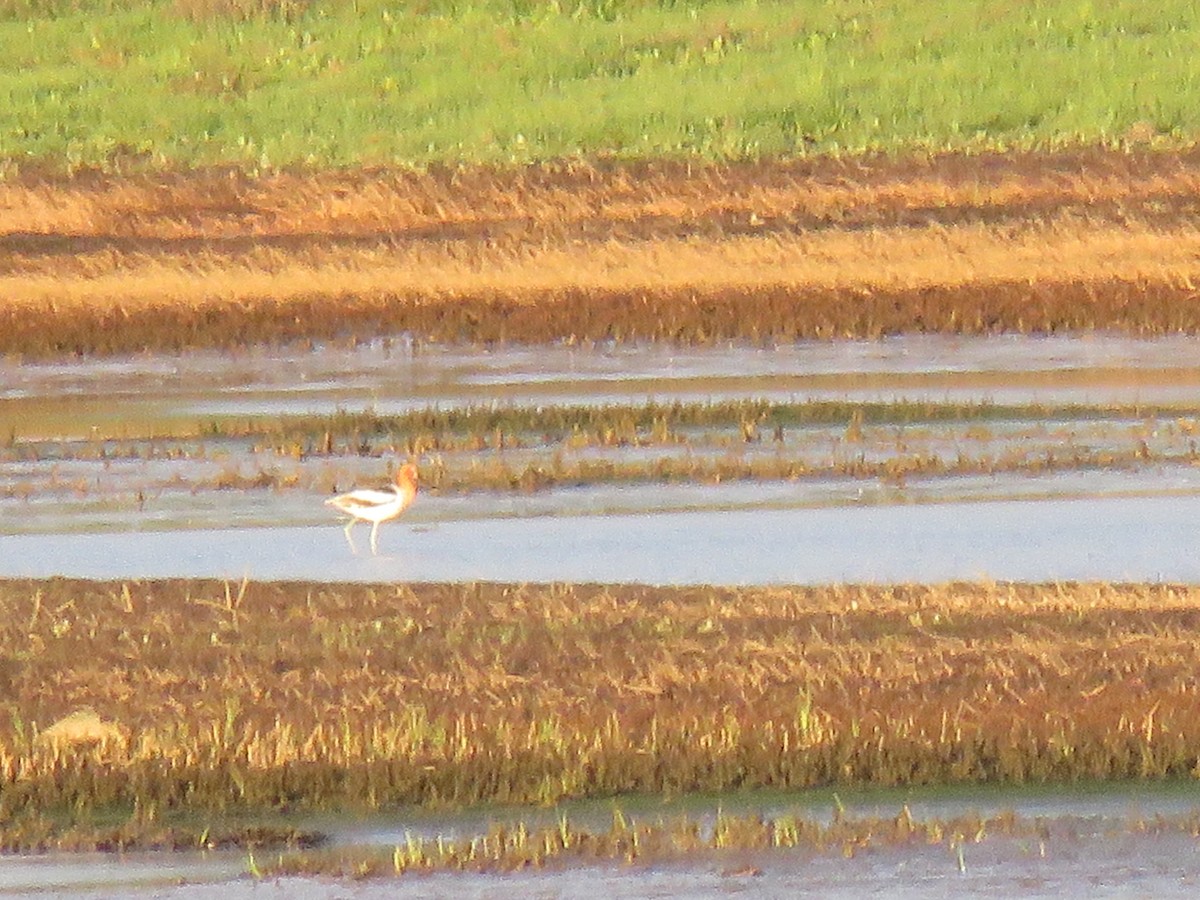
[7,148,1200,357]
[0,577,1198,871]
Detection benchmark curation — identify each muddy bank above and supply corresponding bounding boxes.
[5,149,1200,356]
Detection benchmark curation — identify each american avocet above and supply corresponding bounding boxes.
[326,462,418,555]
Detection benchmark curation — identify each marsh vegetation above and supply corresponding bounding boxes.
[0,577,1197,845]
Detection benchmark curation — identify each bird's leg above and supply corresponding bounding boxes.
[370,522,380,555]
[343,519,358,554]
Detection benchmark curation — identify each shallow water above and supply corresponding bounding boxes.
[0,851,244,895]
[5,334,1200,582]
[28,832,1200,899]
[7,333,1200,439]
[336,781,1200,846]
[10,783,1200,898]
[7,423,1199,538]
[3,492,1199,584]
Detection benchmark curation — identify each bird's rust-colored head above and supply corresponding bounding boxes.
[395,463,419,493]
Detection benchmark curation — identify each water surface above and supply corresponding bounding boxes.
[8,334,1200,438]
[3,492,1197,584]
[9,782,1200,898]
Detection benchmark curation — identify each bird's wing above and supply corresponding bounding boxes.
[326,489,396,511]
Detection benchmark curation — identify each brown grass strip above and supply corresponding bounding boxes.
[0,579,1198,815]
[5,279,1198,357]
[6,148,1200,355]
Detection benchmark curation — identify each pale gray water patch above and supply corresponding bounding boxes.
[326,781,1200,849]
[7,783,1200,898]
[8,466,1200,538]
[3,493,1200,584]
[0,850,245,894]
[9,334,1200,439]
[176,372,1200,419]
[5,784,1200,899]
[13,827,1200,899]
[17,332,1200,400]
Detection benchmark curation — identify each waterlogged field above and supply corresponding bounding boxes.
[6,135,1200,888]
[5,336,1200,572]
[6,340,1200,893]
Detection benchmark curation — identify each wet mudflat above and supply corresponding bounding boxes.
[0,851,245,896]
[9,333,1200,435]
[5,334,1200,585]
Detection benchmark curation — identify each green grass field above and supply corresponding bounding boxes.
[1,0,1197,170]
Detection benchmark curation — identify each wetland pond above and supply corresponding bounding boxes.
[5,334,1200,895]
[4,333,1200,583]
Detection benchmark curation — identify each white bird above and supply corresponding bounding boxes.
[325,462,419,555]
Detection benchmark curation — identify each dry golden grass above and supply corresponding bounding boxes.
[6,218,1200,304]
[5,149,1200,355]
[0,578,1198,820]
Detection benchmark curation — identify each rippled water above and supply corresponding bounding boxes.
[20,836,1200,899]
